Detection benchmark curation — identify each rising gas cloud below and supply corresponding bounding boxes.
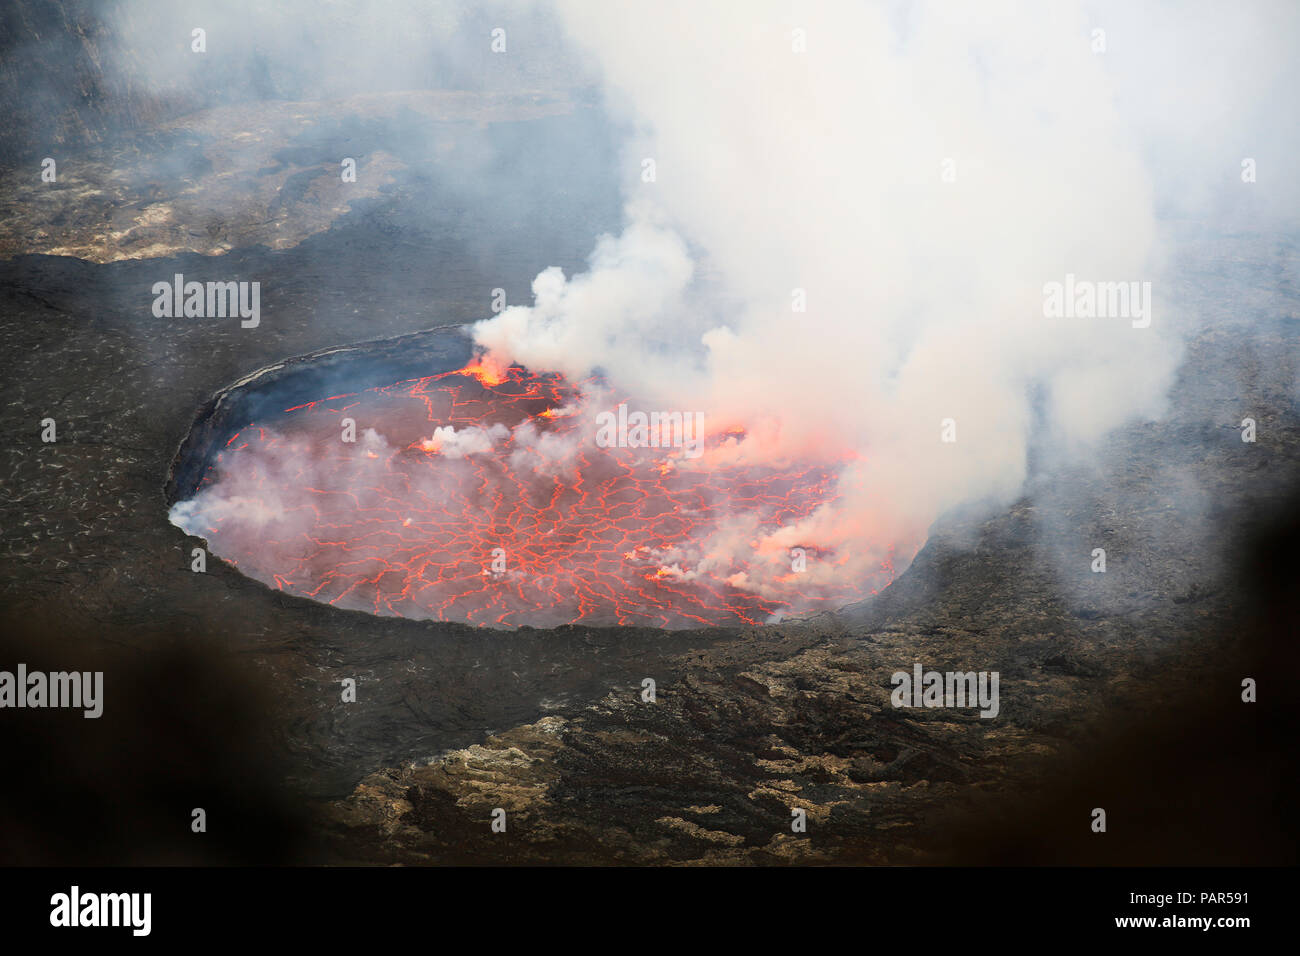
[154,0,1298,622]
[474,1,1184,595]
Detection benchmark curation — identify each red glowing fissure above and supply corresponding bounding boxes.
[193,362,878,628]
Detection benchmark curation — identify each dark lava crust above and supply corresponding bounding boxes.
[165,324,474,505]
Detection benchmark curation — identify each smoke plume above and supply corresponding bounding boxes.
[151,0,1299,622]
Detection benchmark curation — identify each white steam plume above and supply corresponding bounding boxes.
[471,1,1226,582]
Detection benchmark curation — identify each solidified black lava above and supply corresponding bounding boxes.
[166,324,474,505]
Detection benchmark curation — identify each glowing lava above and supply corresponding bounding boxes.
[174,362,888,628]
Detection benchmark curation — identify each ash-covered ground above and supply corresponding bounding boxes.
[2,3,1297,867]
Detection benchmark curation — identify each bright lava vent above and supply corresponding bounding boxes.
[172,362,885,628]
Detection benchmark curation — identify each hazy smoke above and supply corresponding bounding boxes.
[147,0,1298,620]
[472,1,1200,585]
